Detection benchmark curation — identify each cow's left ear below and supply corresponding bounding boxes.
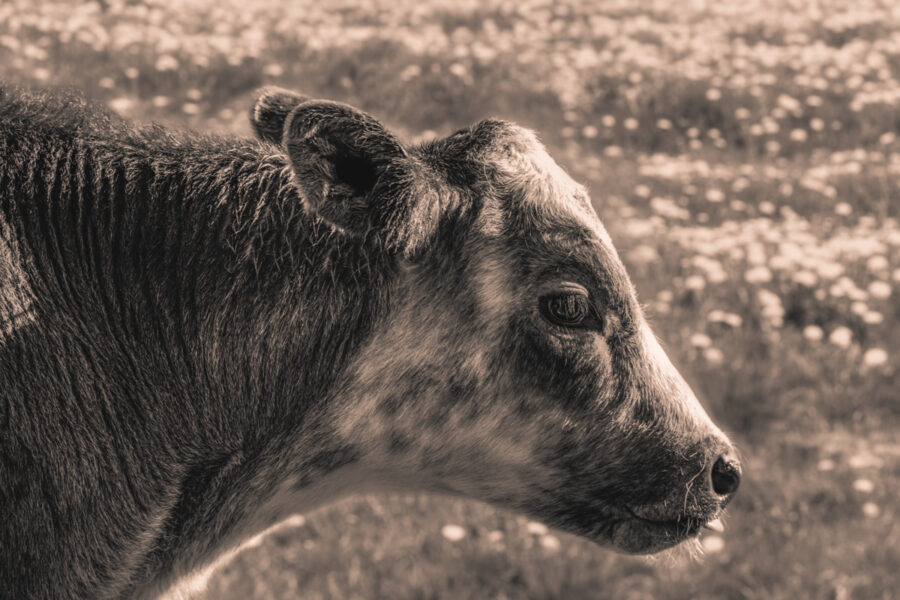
[278,97,438,257]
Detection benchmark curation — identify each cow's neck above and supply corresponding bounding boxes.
[8,134,392,425]
[3,130,395,596]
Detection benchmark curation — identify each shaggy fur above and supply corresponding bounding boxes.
[0,85,740,599]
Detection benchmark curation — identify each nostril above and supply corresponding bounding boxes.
[711,456,741,496]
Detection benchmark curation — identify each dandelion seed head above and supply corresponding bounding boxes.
[863,311,883,325]
[817,458,835,471]
[862,502,880,518]
[263,63,284,77]
[703,347,724,364]
[828,326,853,348]
[834,202,853,216]
[685,274,707,290]
[539,535,561,551]
[526,521,548,536]
[154,54,179,71]
[853,478,875,493]
[706,188,725,203]
[705,88,722,102]
[745,266,772,283]
[803,325,824,341]
[441,524,466,542]
[867,280,891,299]
[758,201,776,215]
[108,97,133,113]
[604,145,623,158]
[862,348,888,368]
[690,333,712,348]
[790,128,808,142]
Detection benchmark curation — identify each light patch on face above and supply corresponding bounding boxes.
[324,252,555,505]
[477,200,505,237]
[332,247,515,443]
[331,295,447,445]
[634,322,724,439]
[0,216,35,343]
[471,252,515,330]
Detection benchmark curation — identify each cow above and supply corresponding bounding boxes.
[0,85,741,599]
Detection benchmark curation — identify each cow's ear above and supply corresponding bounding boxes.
[282,100,437,257]
[249,87,309,145]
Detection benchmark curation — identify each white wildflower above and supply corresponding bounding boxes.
[706,188,725,203]
[828,326,853,348]
[539,535,561,551]
[703,347,724,364]
[526,521,548,535]
[108,97,133,113]
[685,275,707,290]
[867,281,892,299]
[862,348,888,368]
[441,524,466,541]
[803,325,824,341]
[690,333,712,348]
[745,266,773,283]
[853,479,874,493]
[834,202,853,216]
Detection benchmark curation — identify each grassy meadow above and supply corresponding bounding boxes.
[2,0,898,598]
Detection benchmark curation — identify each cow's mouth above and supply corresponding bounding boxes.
[610,505,718,553]
[625,506,708,534]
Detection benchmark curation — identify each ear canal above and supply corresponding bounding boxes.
[282,100,437,256]
[249,87,309,145]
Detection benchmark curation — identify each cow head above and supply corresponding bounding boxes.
[250,88,740,554]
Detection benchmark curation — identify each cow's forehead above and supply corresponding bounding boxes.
[416,121,617,252]
[477,124,613,245]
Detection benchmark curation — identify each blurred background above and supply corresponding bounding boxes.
[2,0,898,598]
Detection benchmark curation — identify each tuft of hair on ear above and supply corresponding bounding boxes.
[369,163,443,261]
[249,87,309,145]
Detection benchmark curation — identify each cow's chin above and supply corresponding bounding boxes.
[606,505,719,554]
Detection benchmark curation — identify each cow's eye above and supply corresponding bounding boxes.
[540,291,593,328]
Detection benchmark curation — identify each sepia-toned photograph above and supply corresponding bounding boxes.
[0,1,897,598]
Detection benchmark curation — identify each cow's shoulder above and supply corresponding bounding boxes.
[0,84,126,138]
